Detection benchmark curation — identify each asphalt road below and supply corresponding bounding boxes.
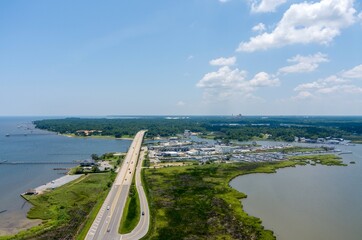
[121,147,150,240]
[85,131,148,240]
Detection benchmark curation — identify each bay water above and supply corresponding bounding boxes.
[230,142,362,240]
[0,117,131,234]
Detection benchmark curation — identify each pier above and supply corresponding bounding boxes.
[5,133,56,137]
[0,161,77,165]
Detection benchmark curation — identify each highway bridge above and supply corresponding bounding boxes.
[85,130,149,240]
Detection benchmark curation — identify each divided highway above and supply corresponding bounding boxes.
[121,146,150,240]
[85,130,149,240]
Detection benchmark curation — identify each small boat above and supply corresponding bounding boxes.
[5,134,10,137]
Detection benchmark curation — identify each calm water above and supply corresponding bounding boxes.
[230,142,362,240]
[0,117,131,229]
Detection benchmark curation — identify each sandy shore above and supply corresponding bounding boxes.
[0,205,41,236]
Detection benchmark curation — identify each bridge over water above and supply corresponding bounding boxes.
[5,133,57,137]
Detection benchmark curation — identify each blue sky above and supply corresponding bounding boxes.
[1,0,362,116]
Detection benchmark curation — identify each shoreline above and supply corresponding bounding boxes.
[0,175,84,237]
[61,133,134,140]
[0,174,85,237]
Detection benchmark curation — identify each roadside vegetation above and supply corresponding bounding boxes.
[0,172,115,240]
[142,155,345,240]
[119,180,141,234]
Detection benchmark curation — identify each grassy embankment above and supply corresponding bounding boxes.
[256,146,324,153]
[289,154,347,166]
[142,154,344,240]
[345,135,362,144]
[0,172,115,240]
[119,175,141,234]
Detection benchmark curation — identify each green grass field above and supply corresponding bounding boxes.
[289,154,346,166]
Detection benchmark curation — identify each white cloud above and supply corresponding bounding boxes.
[196,66,279,101]
[294,75,348,91]
[279,52,329,73]
[187,55,194,61]
[249,72,280,87]
[238,0,357,52]
[209,56,237,66]
[177,101,186,106]
[251,0,287,13]
[293,65,362,99]
[219,0,230,3]
[252,23,266,33]
[197,66,248,89]
[341,64,362,79]
[293,91,313,100]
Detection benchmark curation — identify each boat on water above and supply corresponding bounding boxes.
[5,134,10,137]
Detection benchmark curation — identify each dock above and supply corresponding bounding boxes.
[4,133,56,137]
[21,174,84,196]
[0,161,77,165]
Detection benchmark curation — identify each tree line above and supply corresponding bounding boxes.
[33,116,362,142]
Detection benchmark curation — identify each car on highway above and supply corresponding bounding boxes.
[107,205,110,210]
[142,211,145,216]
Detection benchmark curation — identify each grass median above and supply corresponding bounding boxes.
[119,174,141,234]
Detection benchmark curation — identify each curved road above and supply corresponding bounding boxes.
[121,146,150,240]
[85,130,149,240]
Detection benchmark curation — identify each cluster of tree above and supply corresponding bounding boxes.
[33,116,362,142]
[34,117,206,138]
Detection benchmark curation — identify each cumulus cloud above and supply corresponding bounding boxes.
[293,91,313,100]
[341,64,362,79]
[251,0,287,13]
[249,72,280,87]
[279,52,329,74]
[196,66,280,101]
[294,75,349,92]
[252,23,266,33]
[238,0,357,52]
[293,64,362,100]
[209,56,237,66]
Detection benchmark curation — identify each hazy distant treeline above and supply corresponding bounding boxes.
[34,116,362,142]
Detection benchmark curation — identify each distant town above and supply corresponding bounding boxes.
[146,130,347,166]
